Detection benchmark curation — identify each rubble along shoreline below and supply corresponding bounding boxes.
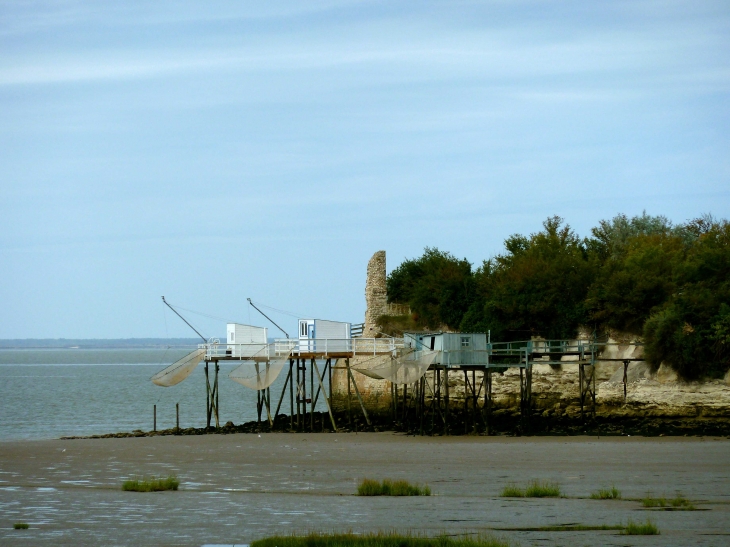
[60,409,730,440]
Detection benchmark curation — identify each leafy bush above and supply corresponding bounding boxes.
[122,475,179,492]
[357,478,430,496]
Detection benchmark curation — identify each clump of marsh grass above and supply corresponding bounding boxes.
[13,523,29,530]
[623,519,659,535]
[500,483,524,497]
[501,480,560,498]
[590,486,621,499]
[357,478,431,496]
[641,492,694,510]
[252,532,509,547]
[122,475,179,492]
[525,480,561,498]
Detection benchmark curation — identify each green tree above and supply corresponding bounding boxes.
[386,248,474,330]
[643,220,730,378]
[461,216,594,340]
[586,233,684,334]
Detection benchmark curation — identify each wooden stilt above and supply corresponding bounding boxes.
[346,358,370,426]
[289,360,294,430]
[347,360,352,426]
[310,358,315,432]
[444,368,450,435]
[274,365,292,427]
[485,368,492,435]
[264,386,273,426]
[296,359,302,429]
[463,369,469,434]
[205,362,211,428]
[402,382,407,428]
[313,360,337,431]
[328,358,333,422]
[212,362,220,428]
[257,389,262,426]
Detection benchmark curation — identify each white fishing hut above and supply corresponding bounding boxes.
[227,323,268,358]
[298,319,352,353]
[404,332,489,367]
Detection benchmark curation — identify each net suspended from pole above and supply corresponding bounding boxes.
[228,344,291,391]
[353,349,439,385]
[151,348,206,387]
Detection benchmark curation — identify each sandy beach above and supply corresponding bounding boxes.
[1,433,729,546]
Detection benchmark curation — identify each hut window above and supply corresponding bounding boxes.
[461,336,470,347]
[231,332,235,342]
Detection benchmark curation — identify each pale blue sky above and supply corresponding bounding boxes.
[1,1,728,339]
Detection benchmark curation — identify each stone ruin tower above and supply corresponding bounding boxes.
[364,250,388,337]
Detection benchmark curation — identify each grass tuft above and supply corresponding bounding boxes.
[524,480,561,498]
[623,519,659,535]
[641,493,694,510]
[13,523,29,530]
[590,486,621,500]
[501,480,560,498]
[252,532,510,547]
[122,475,179,492]
[500,483,524,497]
[357,478,430,496]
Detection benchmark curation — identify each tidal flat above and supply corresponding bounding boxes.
[0,433,728,546]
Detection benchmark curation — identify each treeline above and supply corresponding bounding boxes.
[383,213,730,380]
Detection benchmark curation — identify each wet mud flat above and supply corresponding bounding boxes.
[1,434,729,546]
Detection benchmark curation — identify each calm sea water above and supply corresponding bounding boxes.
[0,349,285,441]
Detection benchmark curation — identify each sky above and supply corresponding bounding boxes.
[1,0,728,339]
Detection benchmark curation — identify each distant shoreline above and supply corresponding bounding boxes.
[0,338,204,349]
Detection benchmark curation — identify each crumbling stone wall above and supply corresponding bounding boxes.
[364,250,387,337]
[332,250,392,407]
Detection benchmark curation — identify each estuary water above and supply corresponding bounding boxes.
[0,349,283,441]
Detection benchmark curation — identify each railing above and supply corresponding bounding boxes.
[200,338,639,363]
[199,341,277,360]
[490,339,594,356]
[274,337,404,357]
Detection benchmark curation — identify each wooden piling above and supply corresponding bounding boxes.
[444,367,449,435]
